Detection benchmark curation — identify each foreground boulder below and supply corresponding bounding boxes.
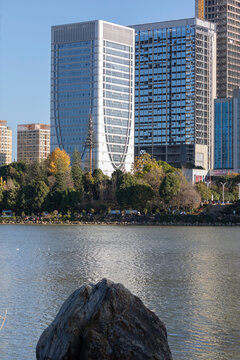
[36,278,172,360]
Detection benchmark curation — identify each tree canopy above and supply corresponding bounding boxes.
[49,148,70,175]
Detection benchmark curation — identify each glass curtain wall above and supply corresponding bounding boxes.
[51,40,94,156]
[214,100,233,169]
[135,24,195,154]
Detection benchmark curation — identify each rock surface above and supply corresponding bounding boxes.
[36,279,172,360]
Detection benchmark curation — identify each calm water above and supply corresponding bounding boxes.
[0,225,239,359]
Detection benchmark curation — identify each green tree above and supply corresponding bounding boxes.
[0,161,27,185]
[26,160,48,185]
[117,183,154,208]
[157,160,177,174]
[54,161,67,192]
[133,153,159,176]
[92,168,108,183]
[3,187,19,211]
[0,187,3,207]
[159,172,181,204]
[92,169,109,201]
[195,182,208,201]
[116,173,137,206]
[71,149,83,192]
[31,180,49,212]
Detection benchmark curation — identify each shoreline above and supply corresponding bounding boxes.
[0,219,240,227]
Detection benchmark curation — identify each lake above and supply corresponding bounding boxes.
[0,225,239,359]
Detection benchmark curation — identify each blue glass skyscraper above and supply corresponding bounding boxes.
[214,99,233,169]
[214,88,240,170]
[130,18,216,169]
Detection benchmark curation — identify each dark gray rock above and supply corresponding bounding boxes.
[36,279,172,360]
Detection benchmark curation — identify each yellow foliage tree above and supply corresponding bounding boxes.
[0,177,6,188]
[49,148,71,174]
[132,153,159,175]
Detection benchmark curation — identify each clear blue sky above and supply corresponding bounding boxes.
[0,0,195,159]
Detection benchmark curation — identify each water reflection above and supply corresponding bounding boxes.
[0,225,239,359]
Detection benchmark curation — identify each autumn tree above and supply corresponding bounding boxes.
[132,153,159,176]
[49,148,70,175]
[174,182,201,210]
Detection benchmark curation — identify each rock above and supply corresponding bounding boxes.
[36,279,172,360]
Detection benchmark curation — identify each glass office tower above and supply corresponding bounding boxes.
[215,88,240,170]
[131,18,216,169]
[196,0,240,98]
[51,20,134,175]
[214,99,233,168]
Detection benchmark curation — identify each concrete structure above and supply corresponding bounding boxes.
[130,18,216,170]
[196,0,240,98]
[0,120,12,166]
[182,168,209,183]
[214,88,240,170]
[17,124,50,162]
[51,20,135,176]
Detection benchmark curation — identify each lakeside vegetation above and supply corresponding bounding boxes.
[0,149,240,222]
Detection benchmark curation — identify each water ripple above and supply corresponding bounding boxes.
[0,225,239,359]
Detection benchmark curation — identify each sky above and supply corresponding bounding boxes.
[0,0,195,159]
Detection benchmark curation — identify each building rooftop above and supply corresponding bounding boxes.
[130,17,215,31]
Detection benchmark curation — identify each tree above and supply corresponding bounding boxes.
[140,166,164,195]
[157,160,177,174]
[92,169,108,183]
[133,153,159,176]
[91,169,109,201]
[195,182,208,201]
[159,172,181,204]
[31,180,49,212]
[49,148,70,175]
[129,183,154,209]
[174,183,201,210]
[83,172,94,201]
[0,187,3,206]
[2,187,19,212]
[117,182,154,208]
[116,173,137,206]
[53,161,67,192]
[0,162,27,185]
[25,160,48,185]
[71,150,83,192]
[195,182,221,202]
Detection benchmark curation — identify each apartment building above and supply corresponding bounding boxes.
[196,0,240,98]
[17,123,50,162]
[0,120,12,166]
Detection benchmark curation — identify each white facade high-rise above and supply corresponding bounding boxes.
[51,20,135,176]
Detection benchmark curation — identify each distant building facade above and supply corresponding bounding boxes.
[51,20,135,176]
[196,0,240,98]
[214,88,240,169]
[0,120,12,166]
[17,124,50,162]
[131,18,216,169]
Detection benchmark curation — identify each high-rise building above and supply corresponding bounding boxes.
[0,120,12,166]
[196,0,240,98]
[131,18,216,169]
[51,20,135,176]
[214,88,240,169]
[17,124,50,162]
